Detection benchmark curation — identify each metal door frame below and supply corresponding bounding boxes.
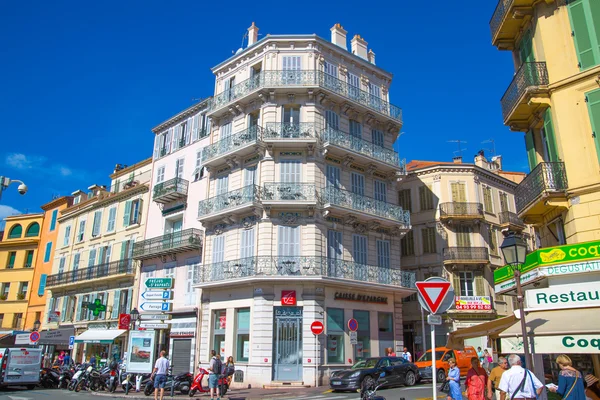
[273,307,303,381]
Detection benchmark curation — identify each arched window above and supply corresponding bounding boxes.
[8,224,23,239]
[25,222,40,237]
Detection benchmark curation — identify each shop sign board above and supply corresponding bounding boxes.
[126,330,156,373]
[455,296,492,311]
[501,335,600,354]
[15,333,34,345]
[494,239,600,285]
[281,290,296,306]
[525,282,600,310]
[144,278,174,289]
[118,314,131,330]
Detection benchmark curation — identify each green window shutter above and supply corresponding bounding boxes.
[543,108,560,162]
[123,200,132,227]
[586,88,600,165]
[120,241,128,260]
[453,274,461,297]
[519,30,535,63]
[112,289,121,319]
[525,130,537,171]
[474,272,485,296]
[568,0,598,70]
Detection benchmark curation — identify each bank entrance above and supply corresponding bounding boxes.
[273,307,302,381]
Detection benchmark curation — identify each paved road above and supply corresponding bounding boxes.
[0,383,446,400]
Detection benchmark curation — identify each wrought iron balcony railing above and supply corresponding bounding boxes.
[264,122,319,139]
[207,70,402,122]
[515,162,568,213]
[46,259,134,287]
[322,127,400,167]
[443,247,490,263]
[263,183,317,202]
[501,62,549,121]
[490,0,513,41]
[320,187,410,227]
[132,228,203,260]
[194,256,416,287]
[153,177,189,202]
[198,185,261,218]
[439,202,484,218]
[201,126,262,164]
[498,211,525,228]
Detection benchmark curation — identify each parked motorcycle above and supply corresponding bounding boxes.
[144,370,193,396]
[39,367,60,389]
[360,368,388,400]
[58,365,75,389]
[122,371,152,395]
[189,364,234,397]
[74,364,94,392]
[68,363,87,391]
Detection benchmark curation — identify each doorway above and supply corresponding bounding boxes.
[273,307,303,381]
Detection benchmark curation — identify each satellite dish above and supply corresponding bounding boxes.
[235,47,243,54]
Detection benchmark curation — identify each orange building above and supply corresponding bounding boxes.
[25,196,72,330]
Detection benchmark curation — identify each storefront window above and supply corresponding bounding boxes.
[236,308,250,362]
[213,310,226,359]
[378,312,393,357]
[327,308,344,364]
[354,310,370,361]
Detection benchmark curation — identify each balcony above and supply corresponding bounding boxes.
[439,202,484,224]
[201,126,262,168]
[320,187,410,229]
[263,122,319,147]
[194,256,416,288]
[207,70,402,124]
[262,183,318,207]
[515,162,568,220]
[46,259,134,289]
[490,0,538,49]
[153,178,189,204]
[322,127,401,171]
[443,247,490,265]
[132,228,203,261]
[198,185,261,222]
[499,211,526,231]
[501,62,550,130]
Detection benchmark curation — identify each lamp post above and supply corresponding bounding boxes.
[33,320,41,332]
[500,232,532,369]
[0,176,28,202]
[130,308,139,330]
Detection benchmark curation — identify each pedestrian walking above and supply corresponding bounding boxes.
[446,358,463,400]
[151,350,170,400]
[547,355,586,400]
[497,354,544,400]
[208,350,223,400]
[466,357,488,400]
[487,356,508,400]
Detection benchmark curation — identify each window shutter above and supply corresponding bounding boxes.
[240,228,255,259]
[153,135,160,159]
[419,186,426,211]
[76,296,83,322]
[212,236,225,263]
[120,241,127,261]
[374,180,387,202]
[112,289,121,319]
[474,272,485,296]
[165,128,172,153]
[126,288,133,314]
[518,30,535,63]
[543,108,560,162]
[44,242,52,263]
[326,165,340,188]
[327,230,342,260]
[525,130,537,171]
[244,166,257,187]
[585,88,600,163]
[92,211,102,237]
[351,173,365,195]
[61,297,68,322]
[136,199,143,224]
[50,210,58,231]
[452,274,461,297]
[88,249,96,267]
[377,240,390,268]
[352,235,368,265]
[568,0,597,70]
[123,200,132,227]
[325,110,339,130]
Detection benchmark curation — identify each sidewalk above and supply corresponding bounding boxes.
[90,387,320,400]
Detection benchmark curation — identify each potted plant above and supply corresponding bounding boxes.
[0,294,7,301]
[17,293,25,300]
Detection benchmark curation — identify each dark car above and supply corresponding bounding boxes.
[329,357,419,392]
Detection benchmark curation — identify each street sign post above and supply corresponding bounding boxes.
[139,302,172,312]
[310,321,324,335]
[29,331,40,343]
[69,335,75,350]
[141,290,173,300]
[347,318,358,332]
[415,277,454,400]
[144,278,174,289]
[349,331,358,345]
[140,314,172,320]
[309,321,324,389]
[139,323,169,329]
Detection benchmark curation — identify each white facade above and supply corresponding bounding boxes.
[193,23,415,387]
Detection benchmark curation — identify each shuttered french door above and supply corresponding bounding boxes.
[273,307,303,381]
[327,230,343,277]
[282,56,301,84]
[353,234,368,280]
[280,160,301,182]
[324,61,338,89]
[325,110,339,132]
[377,240,391,284]
[374,180,387,202]
[212,235,225,280]
[244,166,257,187]
[216,175,229,196]
[351,173,365,196]
[240,228,255,277]
[348,72,360,99]
[372,130,384,147]
[278,226,300,274]
[326,165,340,188]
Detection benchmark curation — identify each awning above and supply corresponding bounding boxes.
[498,307,600,337]
[446,314,518,350]
[74,329,127,344]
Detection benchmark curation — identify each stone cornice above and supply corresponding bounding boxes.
[152,98,212,134]
[408,164,519,190]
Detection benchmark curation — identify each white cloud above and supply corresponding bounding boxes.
[0,205,21,230]
[5,153,86,180]
[5,153,46,170]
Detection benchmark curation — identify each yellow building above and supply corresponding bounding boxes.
[491,0,600,246]
[0,213,44,330]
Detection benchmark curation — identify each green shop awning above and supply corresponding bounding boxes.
[74,329,127,344]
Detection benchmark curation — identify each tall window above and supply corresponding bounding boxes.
[185,260,198,306]
[326,165,340,188]
[58,257,66,279]
[377,240,390,268]
[351,173,365,196]
[278,226,300,258]
[24,250,33,268]
[489,226,498,255]
[12,313,23,329]
[156,166,165,183]
[323,61,338,79]
[123,199,143,227]
[451,182,467,202]
[1,283,10,299]
[216,174,229,195]
[456,226,472,247]
[106,207,117,233]
[212,236,225,264]
[483,186,494,213]
[327,308,345,363]
[327,230,343,261]
[586,88,600,163]
[348,72,360,99]
[568,0,600,71]
[213,310,226,358]
[422,227,437,254]
[374,180,387,202]
[244,165,257,187]
[240,228,255,259]
[372,130,384,147]
[72,253,80,281]
[49,209,58,232]
[92,210,102,238]
[354,310,370,361]
[175,158,185,179]
[353,235,368,265]
[325,110,339,130]
[193,151,203,182]
[77,219,86,242]
[236,309,250,362]
[220,122,232,140]
[283,106,300,126]
[349,119,362,139]
[499,192,509,212]
[419,185,434,211]
[63,225,71,246]
[7,252,16,269]
[280,160,301,182]
[401,231,415,256]
[457,271,474,296]
[398,189,412,212]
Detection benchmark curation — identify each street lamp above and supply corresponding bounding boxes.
[33,320,41,332]
[500,232,532,368]
[0,176,28,201]
[130,308,139,330]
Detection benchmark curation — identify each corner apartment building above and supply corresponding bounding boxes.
[45,159,151,364]
[192,23,414,387]
[399,154,527,361]
[133,100,211,374]
[0,213,43,331]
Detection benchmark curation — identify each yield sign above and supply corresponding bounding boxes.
[415,278,452,314]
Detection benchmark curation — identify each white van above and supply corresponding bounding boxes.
[0,348,42,388]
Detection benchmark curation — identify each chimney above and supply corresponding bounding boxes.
[453,156,463,164]
[248,22,259,47]
[474,150,486,168]
[351,34,368,60]
[368,49,376,65]
[330,23,347,50]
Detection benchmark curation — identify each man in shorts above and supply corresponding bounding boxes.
[208,350,222,400]
[152,350,170,400]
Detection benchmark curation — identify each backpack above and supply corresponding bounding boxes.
[212,357,223,375]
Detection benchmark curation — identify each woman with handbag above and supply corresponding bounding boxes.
[466,357,488,400]
[548,355,586,400]
[446,358,463,400]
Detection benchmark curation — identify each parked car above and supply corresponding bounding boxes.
[414,346,477,382]
[329,357,419,392]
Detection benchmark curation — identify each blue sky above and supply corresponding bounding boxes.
[0,0,522,223]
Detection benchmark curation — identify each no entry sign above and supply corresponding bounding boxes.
[310,321,324,335]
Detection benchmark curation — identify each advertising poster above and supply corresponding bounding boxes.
[356,341,364,358]
[126,330,156,373]
[328,337,338,357]
[219,315,226,329]
[220,341,226,359]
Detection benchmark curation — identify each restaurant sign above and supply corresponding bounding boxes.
[494,239,600,285]
[501,335,600,354]
[525,282,600,310]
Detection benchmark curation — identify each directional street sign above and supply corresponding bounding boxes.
[139,302,172,312]
[144,278,174,289]
[427,314,443,325]
[415,277,453,315]
[141,290,173,301]
[139,323,169,329]
[140,314,172,320]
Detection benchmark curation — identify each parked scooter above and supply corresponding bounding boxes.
[58,365,76,389]
[74,364,94,392]
[144,369,193,396]
[360,368,388,400]
[39,367,60,388]
[189,364,234,397]
[122,371,152,395]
